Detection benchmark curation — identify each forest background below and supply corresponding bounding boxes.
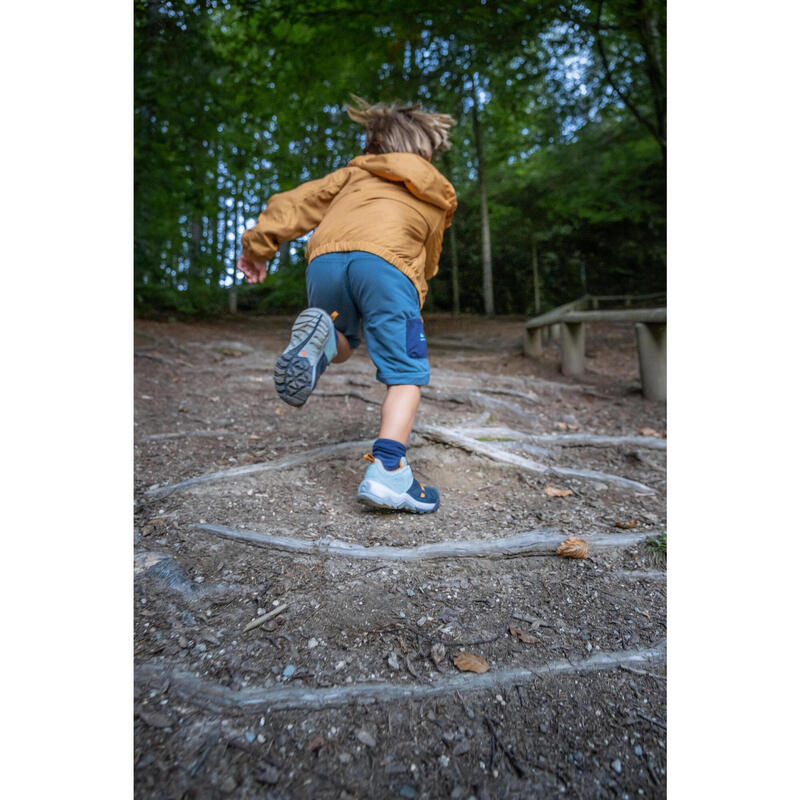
[134,0,666,317]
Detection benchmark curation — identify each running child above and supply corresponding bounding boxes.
[237,96,457,514]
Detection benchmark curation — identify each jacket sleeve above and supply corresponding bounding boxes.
[241,168,351,262]
[423,213,447,281]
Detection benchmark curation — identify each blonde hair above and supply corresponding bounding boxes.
[345,95,455,160]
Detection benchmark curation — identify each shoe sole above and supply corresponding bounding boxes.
[274,309,333,407]
[357,479,440,514]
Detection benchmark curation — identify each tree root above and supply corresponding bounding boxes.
[145,439,373,497]
[140,429,234,442]
[416,425,657,493]
[457,426,667,451]
[193,524,657,560]
[135,639,665,714]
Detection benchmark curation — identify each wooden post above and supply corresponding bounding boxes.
[635,323,666,401]
[561,322,586,376]
[524,327,544,357]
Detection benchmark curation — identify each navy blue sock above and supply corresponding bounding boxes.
[373,438,406,470]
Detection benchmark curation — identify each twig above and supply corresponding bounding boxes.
[637,711,667,730]
[243,603,289,633]
[618,665,666,681]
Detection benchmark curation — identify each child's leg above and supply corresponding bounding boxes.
[378,385,420,445]
[331,330,352,363]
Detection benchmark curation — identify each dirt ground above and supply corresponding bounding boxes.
[134,313,666,800]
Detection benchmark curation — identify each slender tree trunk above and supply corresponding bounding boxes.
[531,233,540,314]
[441,151,460,315]
[471,77,494,317]
[448,224,460,316]
[229,181,243,314]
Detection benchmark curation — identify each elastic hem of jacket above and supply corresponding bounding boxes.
[308,241,428,308]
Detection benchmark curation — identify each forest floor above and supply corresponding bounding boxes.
[134,313,666,800]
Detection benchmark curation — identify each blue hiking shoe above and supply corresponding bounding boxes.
[357,454,440,513]
[274,308,338,407]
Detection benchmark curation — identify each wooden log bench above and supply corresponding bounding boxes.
[525,301,666,401]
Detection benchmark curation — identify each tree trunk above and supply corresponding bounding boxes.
[531,233,540,314]
[441,151,460,315]
[471,78,494,317]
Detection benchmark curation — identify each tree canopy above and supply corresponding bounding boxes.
[134,0,665,316]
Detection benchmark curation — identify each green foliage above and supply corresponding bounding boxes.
[647,532,667,556]
[134,0,666,317]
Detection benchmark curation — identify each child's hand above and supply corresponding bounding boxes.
[237,256,267,284]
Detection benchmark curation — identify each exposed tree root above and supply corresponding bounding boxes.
[416,425,657,493]
[457,426,667,451]
[145,439,373,497]
[135,639,665,714]
[193,524,656,560]
[140,429,234,442]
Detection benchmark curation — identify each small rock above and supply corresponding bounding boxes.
[538,722,549,734]
[220,776,237,793]
[439,754,450,767]
[282,665,296,679]
[453,741,470,756]
[399,786,417,799]
[308,637,319,649]
[611,758,623,774]
[406,588,415,597]
[245,731,256,743]
[338,752,352,764]
[416,616,427,627]
[634,745,643,756]
[256,765,279,785]
[138,710,172,729]
[356,730,376,748]
[387,652,400,670]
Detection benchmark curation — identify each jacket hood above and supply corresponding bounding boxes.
[348,153,457,225]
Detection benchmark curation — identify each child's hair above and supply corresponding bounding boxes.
[345,95,455,160]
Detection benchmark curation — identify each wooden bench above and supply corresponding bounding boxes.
[524,296,666,401]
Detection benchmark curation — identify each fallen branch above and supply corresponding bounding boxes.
[194,524,657,561]
[145,439,373,497]
[416,425,657,494]
[135,640,665,714]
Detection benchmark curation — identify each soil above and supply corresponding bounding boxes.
[134,313,666,800]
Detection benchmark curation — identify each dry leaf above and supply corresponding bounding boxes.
[508,626,541,645]
[556,537,589,559]
[453,652,490,673]
[614,519,639,530]
[639,427,664,438]
[545,484,574,498]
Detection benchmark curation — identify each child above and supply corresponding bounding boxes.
[237,96,457,514]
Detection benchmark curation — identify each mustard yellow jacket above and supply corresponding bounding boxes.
[241,153,457,307]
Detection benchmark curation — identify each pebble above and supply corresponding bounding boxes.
[356,730,376,748]
[338,752,352,764]
[387,652,400,670]
[417,616,428,627]
[220,776,237,793]
[453,741,470,756]
[245,731,255,743]
[257,765,279,784]
[634,745,643,756]
[308,638,318,649]
[439,754,450,767]
[282,665,296,679]
[611,759,623,773]
[399,786,417,799]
